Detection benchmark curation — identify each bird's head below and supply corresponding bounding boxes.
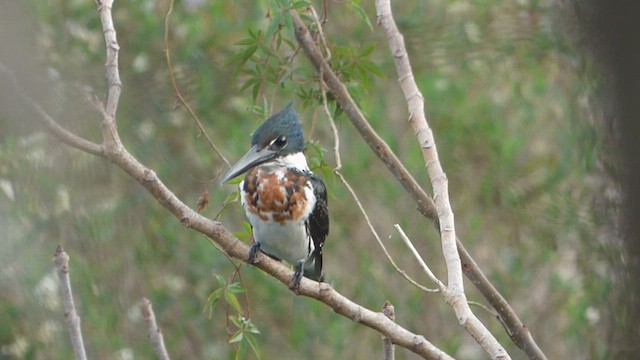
[220,103,304,183]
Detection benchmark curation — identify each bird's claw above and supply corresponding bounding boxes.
[247,242,260,264]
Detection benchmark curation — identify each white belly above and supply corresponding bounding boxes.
[246,211,313,264]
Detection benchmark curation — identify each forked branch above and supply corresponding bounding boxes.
[291,6,546,360]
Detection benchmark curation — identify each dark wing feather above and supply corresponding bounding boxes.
[306,172,329,278]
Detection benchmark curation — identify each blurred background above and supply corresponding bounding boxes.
[0,0,625,359]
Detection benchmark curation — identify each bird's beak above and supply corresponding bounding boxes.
[219,144,277,184]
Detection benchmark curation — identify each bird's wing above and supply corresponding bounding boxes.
[306,172,329,277]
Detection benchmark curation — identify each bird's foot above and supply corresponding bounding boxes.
[247,242,260,264]
[289,261,305,293]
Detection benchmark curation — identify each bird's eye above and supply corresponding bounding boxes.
[271,136,287,149]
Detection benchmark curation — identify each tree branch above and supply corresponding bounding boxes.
[290,8,546,360]
[0,63,105,157]
[374,2,547,359]
[375,2,509,358]
[140,298,171,360]
[382,301,396,360]
[53,246,88,360]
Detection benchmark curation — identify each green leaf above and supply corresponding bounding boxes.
[224,289,243,314]
[227,282,245,294]
[214,274,227,286]
[234,38,257,46]
[240,78,259,92]
[204,288,223,317]
[222,191,239,206]
[245,333,261,359]
[359,59,385,77]
[291,0,310,9]
[229,330,244,343]
[350,3,372,30]
[229,315,241,327]
[264,13,283,42]
[358,43,376,58]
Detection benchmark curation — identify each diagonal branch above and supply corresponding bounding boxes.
[290,8,546,360]
[0,63,105,157]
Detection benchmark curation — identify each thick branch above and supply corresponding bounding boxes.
[53,246,88,360]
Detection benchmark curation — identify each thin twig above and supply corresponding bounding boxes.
[468,301,499,317]
[394,225,443,291]
[319,71,435,293]
[163,0,230,167]
[53,246,88,360]
[0,63,104,157]
[309,7,434,293]
[140,298,171,360]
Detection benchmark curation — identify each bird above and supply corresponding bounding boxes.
[220,103,329,290]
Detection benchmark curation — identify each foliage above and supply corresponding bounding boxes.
[0,0,614,359]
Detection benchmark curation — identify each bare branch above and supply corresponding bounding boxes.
[95,0,123,151]
[376,1,509,358]
[291,8,546,360]
[394,225,444,291]
[140,298,171,360]
[382,301,396,360]
[289,10,439,224]
[53,245,88,360]
[317,67,435,293]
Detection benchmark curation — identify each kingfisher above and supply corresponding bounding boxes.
[220,103,329,290]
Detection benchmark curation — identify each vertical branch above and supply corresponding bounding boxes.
[375,1,509,358]
[381,301,396,360]
[140,298,171,360]
[53,246,88,360]
[95,0,123,150]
